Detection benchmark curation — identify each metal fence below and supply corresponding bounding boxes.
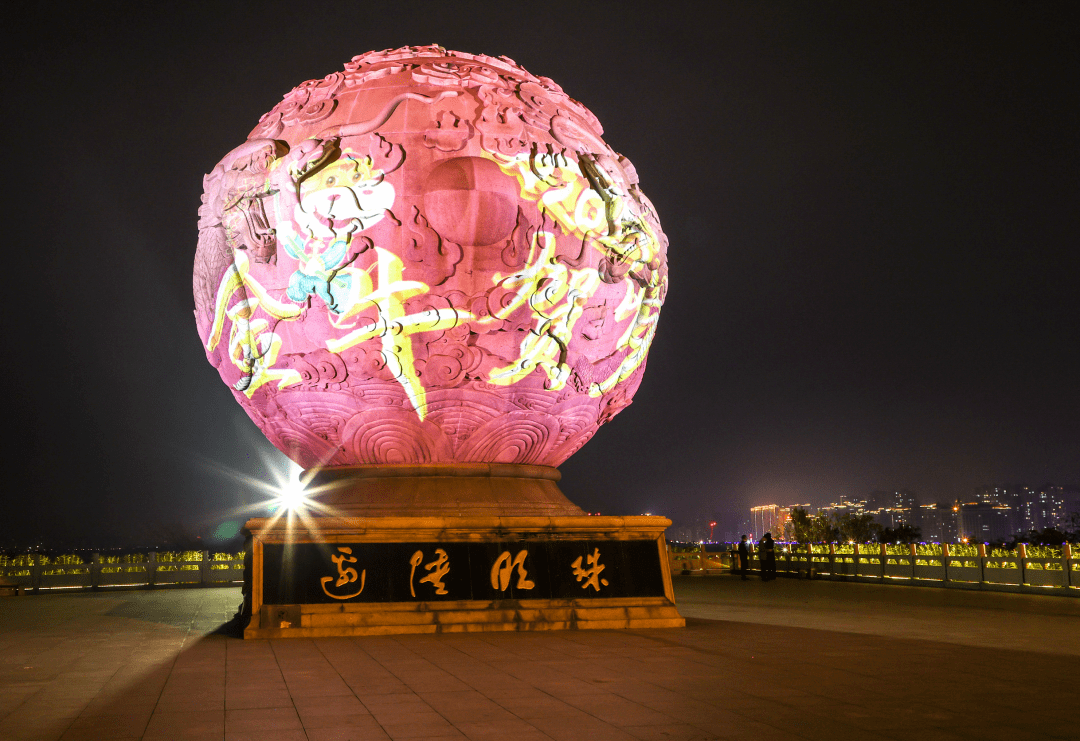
[0,552,244,594]
[668,542,1079,596]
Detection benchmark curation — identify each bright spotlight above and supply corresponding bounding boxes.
[274,462,309,511]
[277,483,309,511]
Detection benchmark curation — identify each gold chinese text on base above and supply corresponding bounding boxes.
[410,548,450,597]
[246,516,685,638]
[490,549,535,591]
[321,546,366,599]
[572,548,609,592]
[301,540,657,604]
[319,545,612,599]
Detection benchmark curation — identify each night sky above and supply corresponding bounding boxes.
[6,2,1077,548]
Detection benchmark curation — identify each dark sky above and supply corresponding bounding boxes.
[5,1,1078,547]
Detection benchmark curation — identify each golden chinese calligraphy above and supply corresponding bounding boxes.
[320,546,366,600]
[571,547,609,592]
[410,548,450,596]
[490,549,534,591]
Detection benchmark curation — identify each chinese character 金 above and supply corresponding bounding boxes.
[320,546,366,600]
[571,548,609,592]
[490,549,535,592]
[410,548,450,596]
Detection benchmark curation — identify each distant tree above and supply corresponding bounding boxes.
[1015,526,1075,545]
[781,516,807,546]
[877,524,922,544]
[834,512,882,543]
[1064,512,1080,543]
[789,508,840,543]
[788,508,813,544]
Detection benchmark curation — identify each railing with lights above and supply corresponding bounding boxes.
[0,551,245,594]
[667,542,1078,596]
[667,543,735,574]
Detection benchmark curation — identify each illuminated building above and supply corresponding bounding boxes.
[1025,486,1066,531]
[865,489,916,526]
[973,484,1071,534]
[819,498,869,518]
[750,504,801,539]
[917,503,959,543]
[956,502,1015,543]
[750,505,790,539]
[750,505,779,540]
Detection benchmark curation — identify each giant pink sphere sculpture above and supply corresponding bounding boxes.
[194,45,668,472]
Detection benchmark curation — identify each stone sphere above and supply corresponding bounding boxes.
[193,45,669,470]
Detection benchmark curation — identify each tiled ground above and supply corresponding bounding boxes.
[0,578,1076,741]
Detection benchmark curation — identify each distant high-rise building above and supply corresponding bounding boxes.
[1057,486,1080,517]
[1034,486,1067,530]
[917,503,959,542]
[776,506,791,539]
[894,489,916,524]
[1005,485,1066,532]
[750,505,780,539]
[866,489,916,528]
[956,503,1015,543]
[965,484,1076,538]
[750,505,801,539]
[974,485,1006,505]
[819,498,868,517]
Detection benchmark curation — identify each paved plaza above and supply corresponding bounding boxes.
[0,578,1076,741]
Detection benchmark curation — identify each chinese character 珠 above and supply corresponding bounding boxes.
[410,548,450,596]
[571,548,609,592]
[490,549,535,592]
[320,546,366,600]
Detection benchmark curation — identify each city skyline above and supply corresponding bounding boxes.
[693,482,1079,544]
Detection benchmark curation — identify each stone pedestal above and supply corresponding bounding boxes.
[305,464,585,518]
[242,514,684,638]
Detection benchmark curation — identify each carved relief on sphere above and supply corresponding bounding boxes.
[423,111,474,152]
[194,46,669,468]
[422,157,519,247]
[456,412,560,465]
[341,408,452,464]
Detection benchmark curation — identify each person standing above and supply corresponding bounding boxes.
[737,535,750,580]
[759,532,777,581]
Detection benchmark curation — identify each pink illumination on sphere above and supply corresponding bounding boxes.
[193,45,669,469]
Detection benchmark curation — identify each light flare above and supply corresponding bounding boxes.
[197,444,353,542]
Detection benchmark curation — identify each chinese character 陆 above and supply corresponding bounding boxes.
[571,548,609,592]
[490,549,535,592]
[320,546,366,600]
[409,548,450,596]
